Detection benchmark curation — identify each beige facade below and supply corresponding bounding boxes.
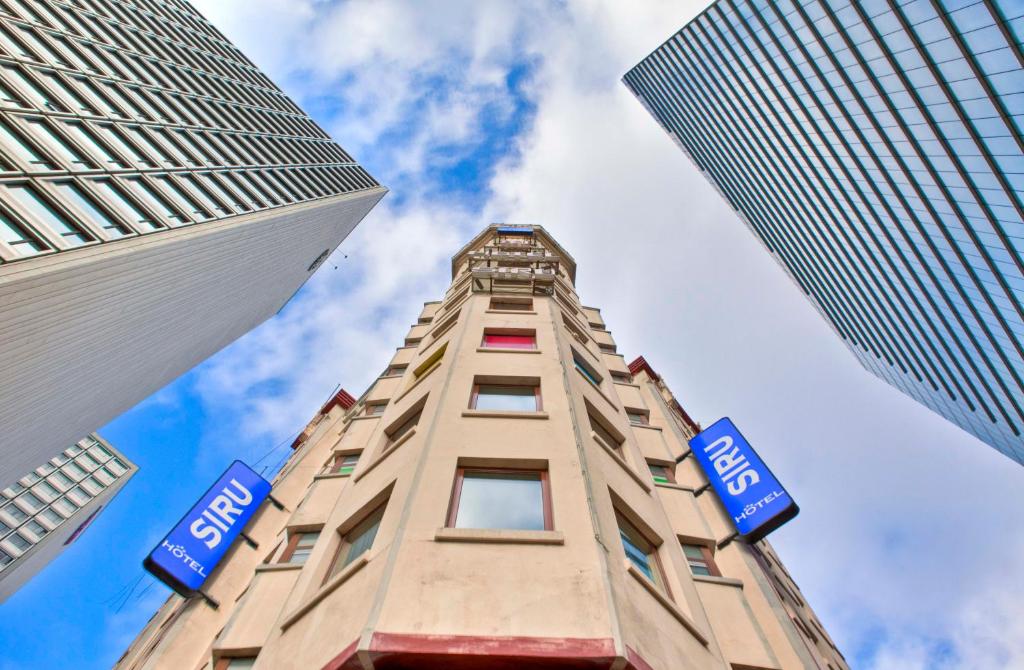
[116,225,846,670]
[0,0,384,485]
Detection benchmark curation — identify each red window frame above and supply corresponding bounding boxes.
[481,331,536,350]
[446,467,553,531]
[682,543,721,577]
[469,383,542,411]
[647,462,675,484]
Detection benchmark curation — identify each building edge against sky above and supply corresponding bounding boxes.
[624,1,1024,464]
[0,433,136,603]
[116,224,845,670]
[0,0,385,487]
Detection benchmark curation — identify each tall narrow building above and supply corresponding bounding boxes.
[1,433,136,603]
[625,2,1024,464]
[0,0,385,485]
[116,225,845,670]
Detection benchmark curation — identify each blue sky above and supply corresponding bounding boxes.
[3,1,1024,669]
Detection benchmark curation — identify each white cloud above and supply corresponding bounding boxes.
[187,1,1024,668]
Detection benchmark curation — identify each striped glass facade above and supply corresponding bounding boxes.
[625,0,1024,463]
[0,0,379,263]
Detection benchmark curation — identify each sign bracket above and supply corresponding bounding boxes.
[196,589,220,610]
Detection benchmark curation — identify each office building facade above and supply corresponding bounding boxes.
[0,0,386,485]
[625,1,1024,463]
[116,225,845,670]
[1,433,136,602]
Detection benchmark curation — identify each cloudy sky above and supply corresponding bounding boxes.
[2,1,1023,668]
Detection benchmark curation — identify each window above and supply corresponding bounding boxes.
[327,503,386,578]
[626,409,649,426]
[25,119,89,167]
[682,544,720,577]
[0,120,53,169]
[62,122,125,167]
[93,179,161,231]
[471,382,541,412]
[280,531,320,565]
[0,549,12,567]
[328,453,359,475]
[412,342,447,379]
[54,182,131,239]
[40,508,62,527]
[215,658,257,670]
[589,410,624,455]
[25,520,47,538]
[52,497,76,516]
[573,350,602,386]
[383,364,407,377]
[49,471,73,489]
[0,210,45,256]
[648,463,674,484]
[385,407,421,447]
[489,297,532,311]
[125,177,186,224]
[447,468,550,530]
[1,504,27,523]
[63,462,85,479]
[617,512,665,589]
[18,491,43,512]
[0,519,9,536]
[364,403,386,416]
[481,330,536,350]
[5,532,30,552]
[8,183,94,247]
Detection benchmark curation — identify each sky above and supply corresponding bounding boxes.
[2,1,1024,668]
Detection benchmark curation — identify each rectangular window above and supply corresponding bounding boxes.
[18,491,43,511]
[384,364,407,377]
[447,468,550,530]
[618,512,665,589]
[25,119,89,167]
[25,519,47,538]
[5,531,30,552]
[62,121,125,168]
[329,453,359,476]
[327,504,386,579]
[364,403,386,416]
[0,549,12,567]
[682,544,720,577]
[7,184,91,247]
[648,463,674,484]
[626,410,649,426]
[54,182,131,239]
[573,350,602,386]
[63,462,85,479]
[1,504,27,523]
[280,531,320,565]
[0,120,53,169]
[40,508,62,527]
[471,383,541,412]
[413,343,447,379]
[385,407,421,446]
[52,497,76,516]
[589,410,623,455]
[488,297,532,311]
[0,210,45,256]
[481,330,536,350]
[93,179,160,231]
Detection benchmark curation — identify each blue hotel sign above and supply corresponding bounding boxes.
[688,418,798,542]
[144,461,271,596]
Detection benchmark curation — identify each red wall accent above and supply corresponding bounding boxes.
[319,634,658,670]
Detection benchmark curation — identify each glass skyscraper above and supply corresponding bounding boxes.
[625,1,1024,464]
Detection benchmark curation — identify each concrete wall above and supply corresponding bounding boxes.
[0,188,384,486]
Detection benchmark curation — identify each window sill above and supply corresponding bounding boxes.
[255,562,304,574]
[485,309,538,315]
[462,410,549,420]
[476,347,543,354]
[434,528,564,545]
[353,428,417,483]
[350,414,382,422]
[313,472,351,481]
[653,481,694,493]
[592,432,651,493]
[625,562,708,645]
[629,423,662,432]
[280,553,371,631]
[692,574,743,589]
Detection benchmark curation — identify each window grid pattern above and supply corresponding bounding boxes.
[0,433,133,569]
[625,0,1024,462]
[0,0,379,264]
